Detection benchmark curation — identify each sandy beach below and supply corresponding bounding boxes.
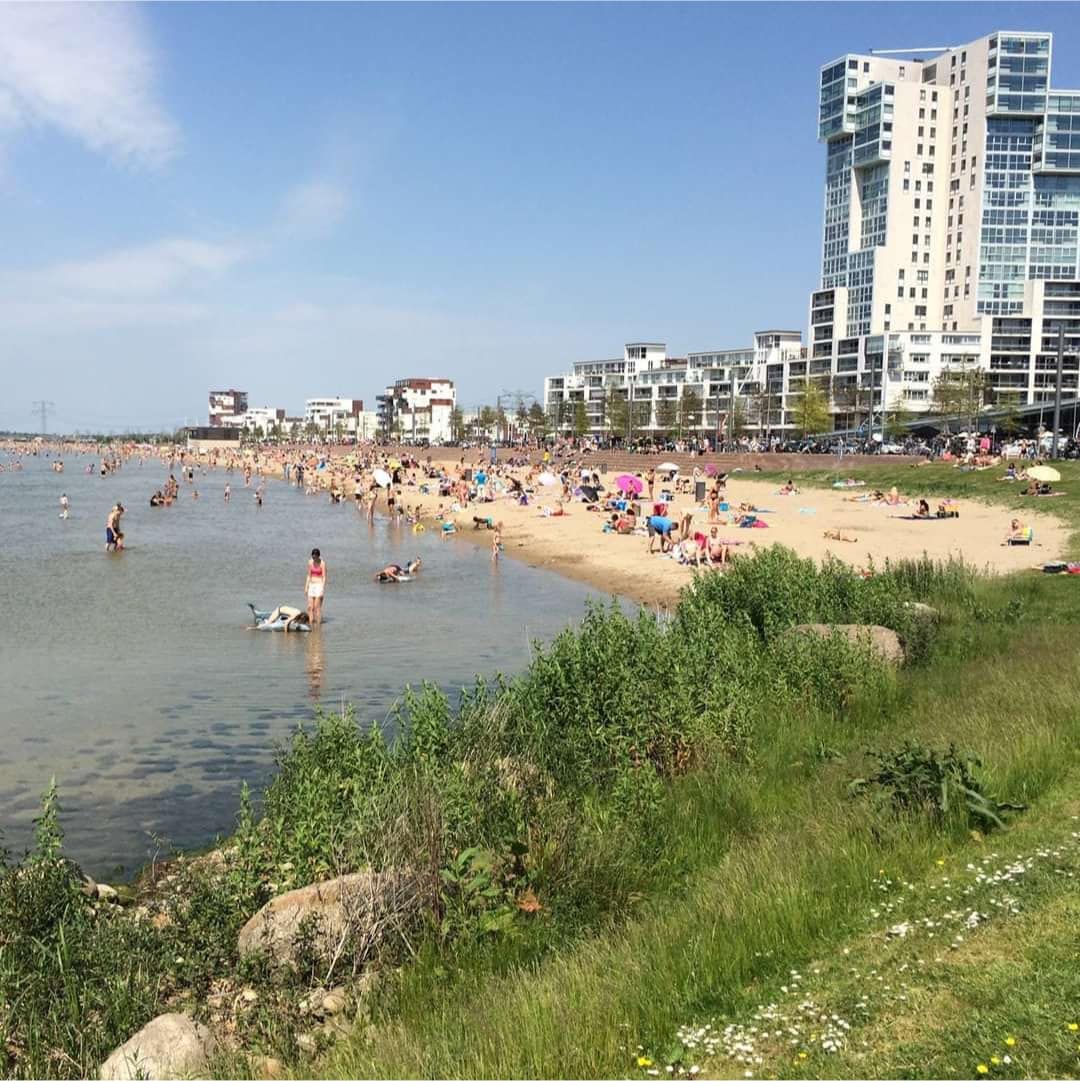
[411,463,1069,608]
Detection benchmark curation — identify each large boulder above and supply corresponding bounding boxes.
[99,1013,216,1080]
[788,623,905,665]
[238,870,418,966]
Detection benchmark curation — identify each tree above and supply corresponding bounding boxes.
[728,398,749,439]
[304,420,318,442]
[605,389,629,442]
[495,407,508,442]
[478,405,496,441]
[450,406,465,441]
[527,401,547,437]
[677,386,702,438]
[882,393,914,442]
[991,390,1023,437]
[515,401,529,439]
[655,397,677,439]
[572,399,589,440]
[789,378,831,437]
[333,421,345,446]
[932,368,987,423]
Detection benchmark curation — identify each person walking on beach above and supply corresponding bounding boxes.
[224,482,231,503]
[59,493,69,520]
[305,548,327,625]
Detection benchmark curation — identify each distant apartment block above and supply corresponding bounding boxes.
[543,334,804,440]
[217,406,286,435]
[304,398,364,436]
[377,378,456,443]
[208,389,248,426]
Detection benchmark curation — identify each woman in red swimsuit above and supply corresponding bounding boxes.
[305,548,327,625]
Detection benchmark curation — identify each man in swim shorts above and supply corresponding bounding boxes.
[647,513,675,554]
[105,503,124,551]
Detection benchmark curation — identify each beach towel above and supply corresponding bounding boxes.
[798,508,816,516]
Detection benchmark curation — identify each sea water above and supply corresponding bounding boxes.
[0,451,600,875]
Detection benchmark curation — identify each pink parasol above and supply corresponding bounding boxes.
[614,473,643,495]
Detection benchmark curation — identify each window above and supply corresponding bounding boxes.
[904,160,911,173]
[912,233,919,245]
[898,285,905,298]
[917,143,924,155]
[920,108,926,119]
[920,88,927,101]
[848,58,858,70]
[885,303,892,313]
[921,287,928,298]
[915,180,922,191]
[863,61,870,73]
[898,269,905,280]
[931,108,937,119]
[918,125,925,137]
[910,287,916,298]
[926,197,932,208]
[932,91,938,101]
[913,215,921,226]
[930,127,936,138]
[903,177,910,191]
[899,66,905,77]
[914,198,921,208]
[917,269,929,282]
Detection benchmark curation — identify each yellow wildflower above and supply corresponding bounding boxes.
[1069,1023,1079,1032]
[976,1064,989,1075]
[637,1057,653,1068]
[1005,1037,1016,1047]
[991,1056,1001,1066]
[936,859,945,866]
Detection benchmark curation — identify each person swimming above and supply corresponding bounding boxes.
[374,557,422,582]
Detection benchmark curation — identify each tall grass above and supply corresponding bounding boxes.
[325,622,1080,1080]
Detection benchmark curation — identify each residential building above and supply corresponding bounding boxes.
[807,29,1080,428]
[304,397,364,436]
[218,406,286,436]
[543,334,805,442]
[208,389,247,426]
[377,378,456,443]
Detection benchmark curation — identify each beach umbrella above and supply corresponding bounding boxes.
[1028,465,1061,483]
[373,468,392,488]
[538,471,557,486]
[615,473,643,495]
[656,461,679,472]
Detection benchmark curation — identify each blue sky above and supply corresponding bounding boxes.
[1,2,1078,433]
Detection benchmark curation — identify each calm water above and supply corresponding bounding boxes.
[0,451,600,876]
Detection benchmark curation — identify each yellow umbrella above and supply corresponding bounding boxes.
[388,458,402,469]
[1027,465,1060,483]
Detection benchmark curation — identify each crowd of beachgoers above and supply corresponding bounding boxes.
[2,436,1069,608]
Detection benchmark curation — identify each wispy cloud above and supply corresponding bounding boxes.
[278,179,350,238]
[45,238,246,296]
[0,3,178,167]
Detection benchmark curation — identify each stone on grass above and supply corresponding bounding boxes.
[788,623,905,664]
[99,1013,216,1080]
[237,870,417,967]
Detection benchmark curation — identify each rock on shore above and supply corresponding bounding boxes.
[237,869,418,966]
[99,1013,216,1079]
[787,623,905,664]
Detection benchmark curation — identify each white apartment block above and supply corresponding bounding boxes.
[543,334,804,440]
[304,397,365,435]
[807,29,1080,428]
[377,378,456,443]
[219,406,286,435]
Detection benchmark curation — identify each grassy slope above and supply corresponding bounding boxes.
[323,573,1080,1080]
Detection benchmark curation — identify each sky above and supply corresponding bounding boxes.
[1,2,1079,434]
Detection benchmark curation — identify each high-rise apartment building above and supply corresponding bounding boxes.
[810,30,1080,422]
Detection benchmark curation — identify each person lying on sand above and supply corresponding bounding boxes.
[778,479,800,495]
[823,529,858,542]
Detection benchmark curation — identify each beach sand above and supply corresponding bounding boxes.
[417,470,1068,609]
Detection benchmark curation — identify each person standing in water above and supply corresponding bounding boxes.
[224,483,231,503]
[105,502,124,551]
[59,493,69,520]
[305,548,327,625]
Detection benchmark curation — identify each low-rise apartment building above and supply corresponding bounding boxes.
[376,378,456,443]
